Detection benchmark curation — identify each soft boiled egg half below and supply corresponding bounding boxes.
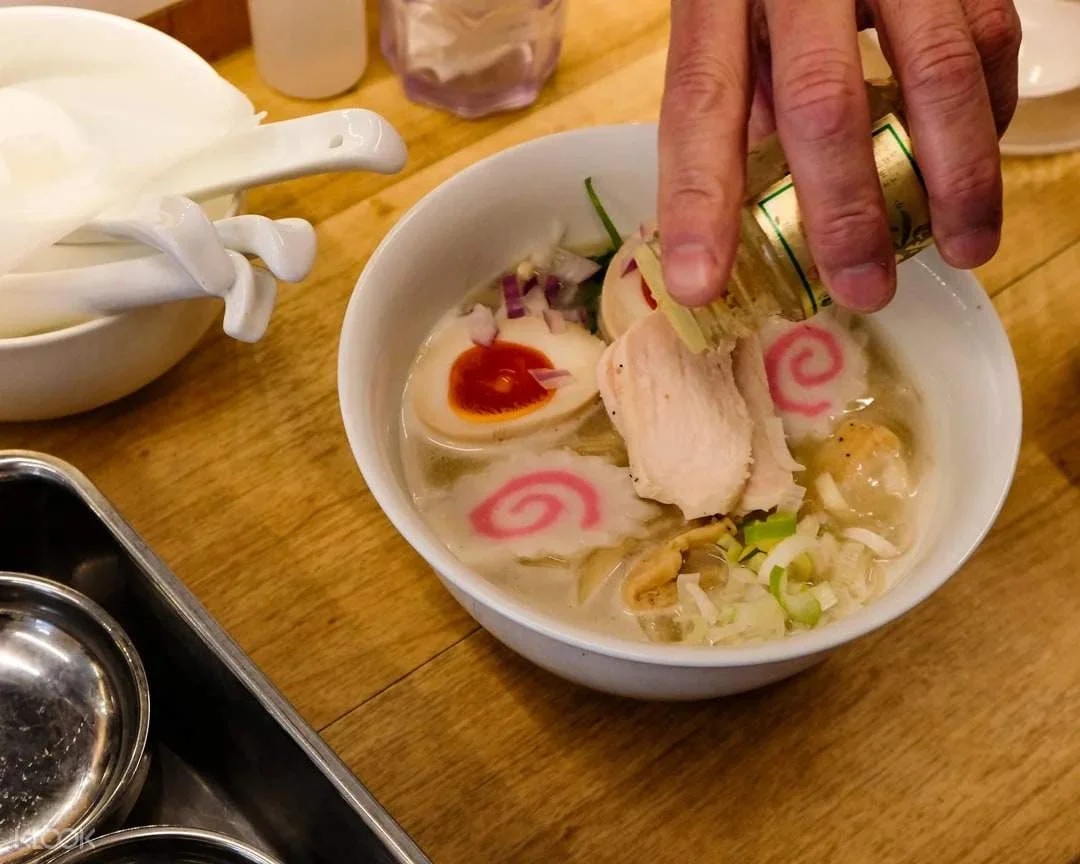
[599,221,658,341]
[410,311,606,442]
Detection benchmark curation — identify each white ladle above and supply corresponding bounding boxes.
[130,108,405,204]
[63,109,403,248]
[0,216,312,341]
[213,215,317,283]
[63,205,315,291]
[1015,0,1080,100]
[86,196,235,295]
[0,250,276,343]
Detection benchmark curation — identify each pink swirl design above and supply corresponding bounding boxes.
[764,324,844,417]
[468,470,602,540]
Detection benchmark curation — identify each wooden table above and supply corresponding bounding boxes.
[6,4,1080,861]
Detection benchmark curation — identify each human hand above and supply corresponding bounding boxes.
[658,0,1021,311]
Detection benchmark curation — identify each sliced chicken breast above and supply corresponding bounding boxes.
[732,335,802,515]
[597,311,752,519]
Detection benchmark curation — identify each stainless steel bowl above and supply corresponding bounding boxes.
[0,573,150,864]
[48,827,283,863]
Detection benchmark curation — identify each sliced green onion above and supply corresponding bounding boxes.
[584,177,623,250]
[787,551,815,582]
[742,550,766,573]
[743,511,798,550]
[717,534,744,561]
[809,582,839,612]
[768,566,822,627]
[768,565,784,597]
[783,588,822,627]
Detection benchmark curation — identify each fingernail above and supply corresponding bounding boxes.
[939,227,1000,269]
[830,262,894,313]
[664,243,717,306]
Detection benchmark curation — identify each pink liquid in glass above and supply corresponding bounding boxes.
[380,0,566,119]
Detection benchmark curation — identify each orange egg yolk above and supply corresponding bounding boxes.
[449,341,555,422]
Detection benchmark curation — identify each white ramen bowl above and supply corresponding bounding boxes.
[339,125,1022,700]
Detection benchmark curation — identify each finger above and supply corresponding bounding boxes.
[877,0,1003,269]
[659,0,752,306]
[765,0,896,312]
[960,0,1022,136]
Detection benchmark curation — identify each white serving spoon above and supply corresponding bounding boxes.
[1015,0,1080,100]
[213,215,317,283]
[63,204,315,289]
[137,108,406,202]
[86,196,236,294]
[0,250,276,342]
[62,109,403,248]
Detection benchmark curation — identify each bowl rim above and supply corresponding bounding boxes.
[339,123,1023,669]
[49,826,284,864]
[0,570,151,855]
[0,5,241,351]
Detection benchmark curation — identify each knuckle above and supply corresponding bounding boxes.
[936,154,1001,206]
[903,23,985,109]
[809,198,888,258]
[662,173,730,216]
[776,47,861,142]
[664,52,745,120]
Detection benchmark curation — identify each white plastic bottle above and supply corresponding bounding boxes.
[248,0,368,100]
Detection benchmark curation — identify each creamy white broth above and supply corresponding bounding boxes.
[400,252,931,647]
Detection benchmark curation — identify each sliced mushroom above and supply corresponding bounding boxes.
[622,518,736,611]
[622,547,684,610]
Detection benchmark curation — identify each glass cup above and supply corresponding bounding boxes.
[380,0,567,120]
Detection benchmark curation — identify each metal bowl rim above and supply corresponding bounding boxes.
[49,826,285,864]
[0,571,151,861]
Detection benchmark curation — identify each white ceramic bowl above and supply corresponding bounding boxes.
[339,125,1022,700]
[0,7,248,422]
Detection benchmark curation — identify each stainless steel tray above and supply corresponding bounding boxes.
[0,451,430,864]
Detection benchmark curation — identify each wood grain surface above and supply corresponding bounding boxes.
[3,3,1079,861]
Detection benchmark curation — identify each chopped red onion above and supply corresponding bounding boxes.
[529,368,575,390]
[501,274,526,319]
[621,257,639,277]
[464,304,498,347]
[551,248,601,285]
[542,308,566,334]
